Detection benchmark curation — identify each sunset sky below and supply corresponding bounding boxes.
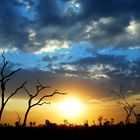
[0,0,140,125]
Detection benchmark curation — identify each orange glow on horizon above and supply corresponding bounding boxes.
[1,91,139,125]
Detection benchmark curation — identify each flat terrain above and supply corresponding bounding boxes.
[0,124,140,140]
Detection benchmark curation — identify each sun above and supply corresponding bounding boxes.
[58,97,83,118]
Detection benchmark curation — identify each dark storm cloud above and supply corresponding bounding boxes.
[37,0,140,25]
[37,0,73,26]
[0,0,140,52]
[0,0,32,51]
[36,0,140,48]
[70,54,129,70]
[80,0,140,19]
[51,54,140,94]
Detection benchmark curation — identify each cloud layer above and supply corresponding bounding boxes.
[0,0,140,52]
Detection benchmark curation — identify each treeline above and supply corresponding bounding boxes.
[0,120,140,140]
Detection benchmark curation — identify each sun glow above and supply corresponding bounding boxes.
[58,97,83,118]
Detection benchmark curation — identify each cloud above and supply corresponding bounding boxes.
[35,40,70,54]
[70,54,130,70]
[0,0,36,51]
[0,0,140,53]
[0,47,17,54]
[80,0,140,19]
[33,0,140,50]
[42,53,139,95]
[1,53,140,99]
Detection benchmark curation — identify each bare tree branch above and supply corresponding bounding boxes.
[32,101,51,107]
[24,87,32,97]
[34,90,67,106]
[33,80,50,98]
[0,52,27,121]
[111,82,137,124]
[22,81,67,127]
[4,78,10,84]
[5,81,27,105]
[15,112,21,123]
[4,68,21,79]
[0,52,9,79]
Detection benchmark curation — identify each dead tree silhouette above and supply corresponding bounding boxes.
[0,52,27,121]
[98,116,103,126]
[111,82,136,124]
[15,112,21,127]
[134,114,140,124]
[22,80,67,127]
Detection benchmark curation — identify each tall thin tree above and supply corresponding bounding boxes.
[23,80,66,127]
[0,52,27,121]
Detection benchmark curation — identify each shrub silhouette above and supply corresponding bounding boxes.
[84,120,89,127]
[63,119,69,126]
[29,121,36,127]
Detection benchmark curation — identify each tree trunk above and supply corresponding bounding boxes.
[0,104,5,121]
[126,114,130,125]
[0,82,5,121]
[22,108,30,127]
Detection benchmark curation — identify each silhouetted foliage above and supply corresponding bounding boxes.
[103,119,110,126]
[84,120,89,127]
[110,118,114,125]
[0,52,27,121]
[118,121,125,126]
[45,119,51,127]
[63,119,69,126]
[92,120,96,126]
[29,121,36,127]
[0,119,140,140]
[15,121,20,127]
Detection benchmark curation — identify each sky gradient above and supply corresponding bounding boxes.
[0,0,140,125]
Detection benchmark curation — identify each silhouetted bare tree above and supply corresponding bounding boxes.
[15,112,21,127]
[0,52,27,121]
[111,82,136,124]
[23,80,67,127]
[110,118,114,125]
[134,114,140,124]
[98,116,103,126]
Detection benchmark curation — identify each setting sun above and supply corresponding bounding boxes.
[58,97,83,118]
[0,1,140,139]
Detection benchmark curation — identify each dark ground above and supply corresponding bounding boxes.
[0,124,139,140]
